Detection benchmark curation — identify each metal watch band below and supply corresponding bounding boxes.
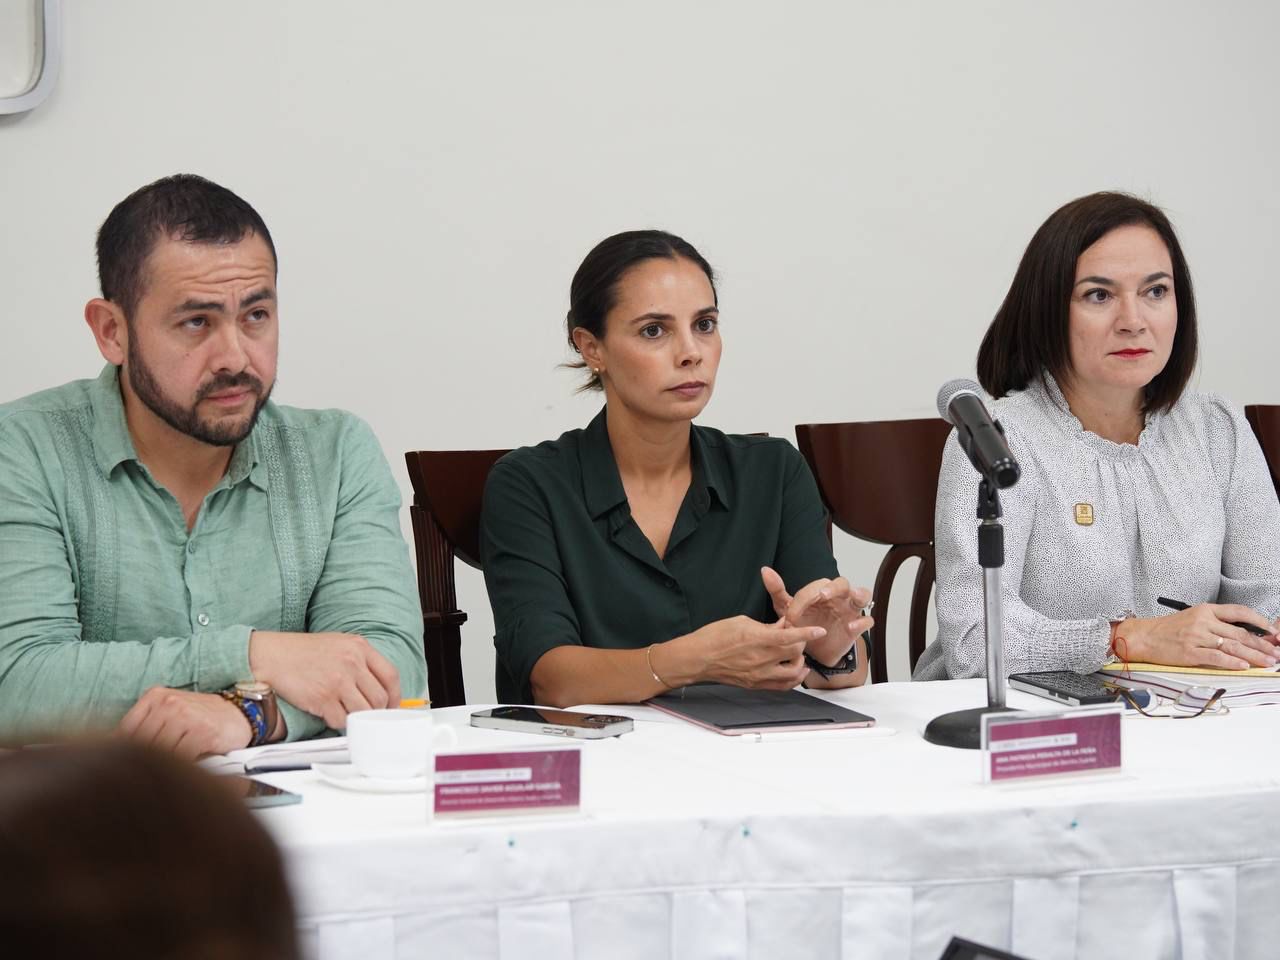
[220,689,269,746]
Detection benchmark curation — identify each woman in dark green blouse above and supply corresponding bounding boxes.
[481,231,874,706]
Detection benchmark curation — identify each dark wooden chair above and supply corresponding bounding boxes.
[795,418,953,683]
[404,449,510,708]
[1245,405,1280,498]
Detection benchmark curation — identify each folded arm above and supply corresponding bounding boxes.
[266,417,426,740]
[0,432,252,736]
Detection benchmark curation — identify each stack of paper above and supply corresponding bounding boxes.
[1100,663,1280,713]
[200,736,350,775]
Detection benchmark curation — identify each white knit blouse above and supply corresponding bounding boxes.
[914,374,1280,680]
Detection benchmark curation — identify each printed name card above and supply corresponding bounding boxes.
[980,705,1123,783]
[433,746,581,818]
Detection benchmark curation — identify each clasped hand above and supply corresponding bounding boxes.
[248,631,401,729]
[119,688,251,759]
[687,568,874,692]
[761,566,874,667]
[119,631,402,758]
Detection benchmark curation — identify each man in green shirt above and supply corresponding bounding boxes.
[0,174,425,753]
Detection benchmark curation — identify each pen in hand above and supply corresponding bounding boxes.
[1156,596,1274,638]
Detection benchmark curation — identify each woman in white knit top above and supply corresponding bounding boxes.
[916,192,1280,680]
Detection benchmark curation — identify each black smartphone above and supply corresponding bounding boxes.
[1007,670,1121,706]
[470,706,633,739]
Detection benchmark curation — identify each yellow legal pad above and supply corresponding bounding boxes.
[1101,662,1280,678]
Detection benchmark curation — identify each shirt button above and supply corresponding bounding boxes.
[666,579,677,589]
[187,542,197,555]
[197,613,210,627]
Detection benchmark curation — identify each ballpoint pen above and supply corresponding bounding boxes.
[1156,596,1273,638]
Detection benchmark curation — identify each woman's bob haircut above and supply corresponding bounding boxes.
[976,191,1197,412]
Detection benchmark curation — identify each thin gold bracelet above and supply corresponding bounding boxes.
[646,643,671,689]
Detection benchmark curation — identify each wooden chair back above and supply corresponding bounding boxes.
[404,449,510,707]
[1245,405,1280,498]
[794,418,953,683]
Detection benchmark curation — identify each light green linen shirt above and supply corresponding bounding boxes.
[0,365,425,741]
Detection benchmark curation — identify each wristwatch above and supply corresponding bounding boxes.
[220,680,279,747]
[804,640,860,679]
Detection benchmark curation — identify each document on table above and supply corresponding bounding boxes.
[201,737,350,775]
[1100,668,1280,709]
[1101,662,1280,677]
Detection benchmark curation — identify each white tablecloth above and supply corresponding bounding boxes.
[248,680,1280,960]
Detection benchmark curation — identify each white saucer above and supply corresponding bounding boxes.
[313,762,426,794]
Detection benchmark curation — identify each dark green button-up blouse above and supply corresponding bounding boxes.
[480,408,839,703]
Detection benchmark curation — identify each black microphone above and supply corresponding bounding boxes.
[936,379,1021,489]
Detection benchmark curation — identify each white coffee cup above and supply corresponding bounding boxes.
[346,708,459,780]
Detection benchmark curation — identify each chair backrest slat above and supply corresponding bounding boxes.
[404,449,510,707]
[795,418,952,682]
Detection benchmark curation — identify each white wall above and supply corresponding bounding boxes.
[3,1,1278,700]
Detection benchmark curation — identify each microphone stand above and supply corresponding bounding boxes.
[923,477,1018,749]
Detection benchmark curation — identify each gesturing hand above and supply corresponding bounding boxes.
[692,615,828,690]
[249,631,402,730]
[119,688,252,759]
[1121,603,1279,670]
[760,567,874,667]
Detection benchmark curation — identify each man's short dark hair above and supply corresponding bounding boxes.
[96,174,277,319]
[976,191,1198,413]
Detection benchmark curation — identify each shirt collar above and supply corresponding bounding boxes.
[579,407,730,518]
[689,424,731,511]
[89,365,138,475]
[580,408,628,519]
[1036,369,1161,461]
[88,363,266,489]
[230,424,267,491]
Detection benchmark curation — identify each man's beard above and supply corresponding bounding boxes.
[126,337,272,448]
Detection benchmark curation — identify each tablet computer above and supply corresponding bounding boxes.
[648,684,874,735]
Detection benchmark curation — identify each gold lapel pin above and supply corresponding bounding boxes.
[1074,503,1094,526]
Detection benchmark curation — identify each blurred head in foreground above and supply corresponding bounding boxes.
[0,740,300,960]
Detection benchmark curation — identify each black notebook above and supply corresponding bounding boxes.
[648,684,875,736]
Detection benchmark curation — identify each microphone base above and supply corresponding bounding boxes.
[922,705,1019,750]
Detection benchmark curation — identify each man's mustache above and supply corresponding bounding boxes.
[195,373,265,402]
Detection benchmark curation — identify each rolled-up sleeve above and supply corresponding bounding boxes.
[480,459,582,703]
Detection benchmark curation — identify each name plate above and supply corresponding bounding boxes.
[433,746,581,818]
[981,705,1122,783]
